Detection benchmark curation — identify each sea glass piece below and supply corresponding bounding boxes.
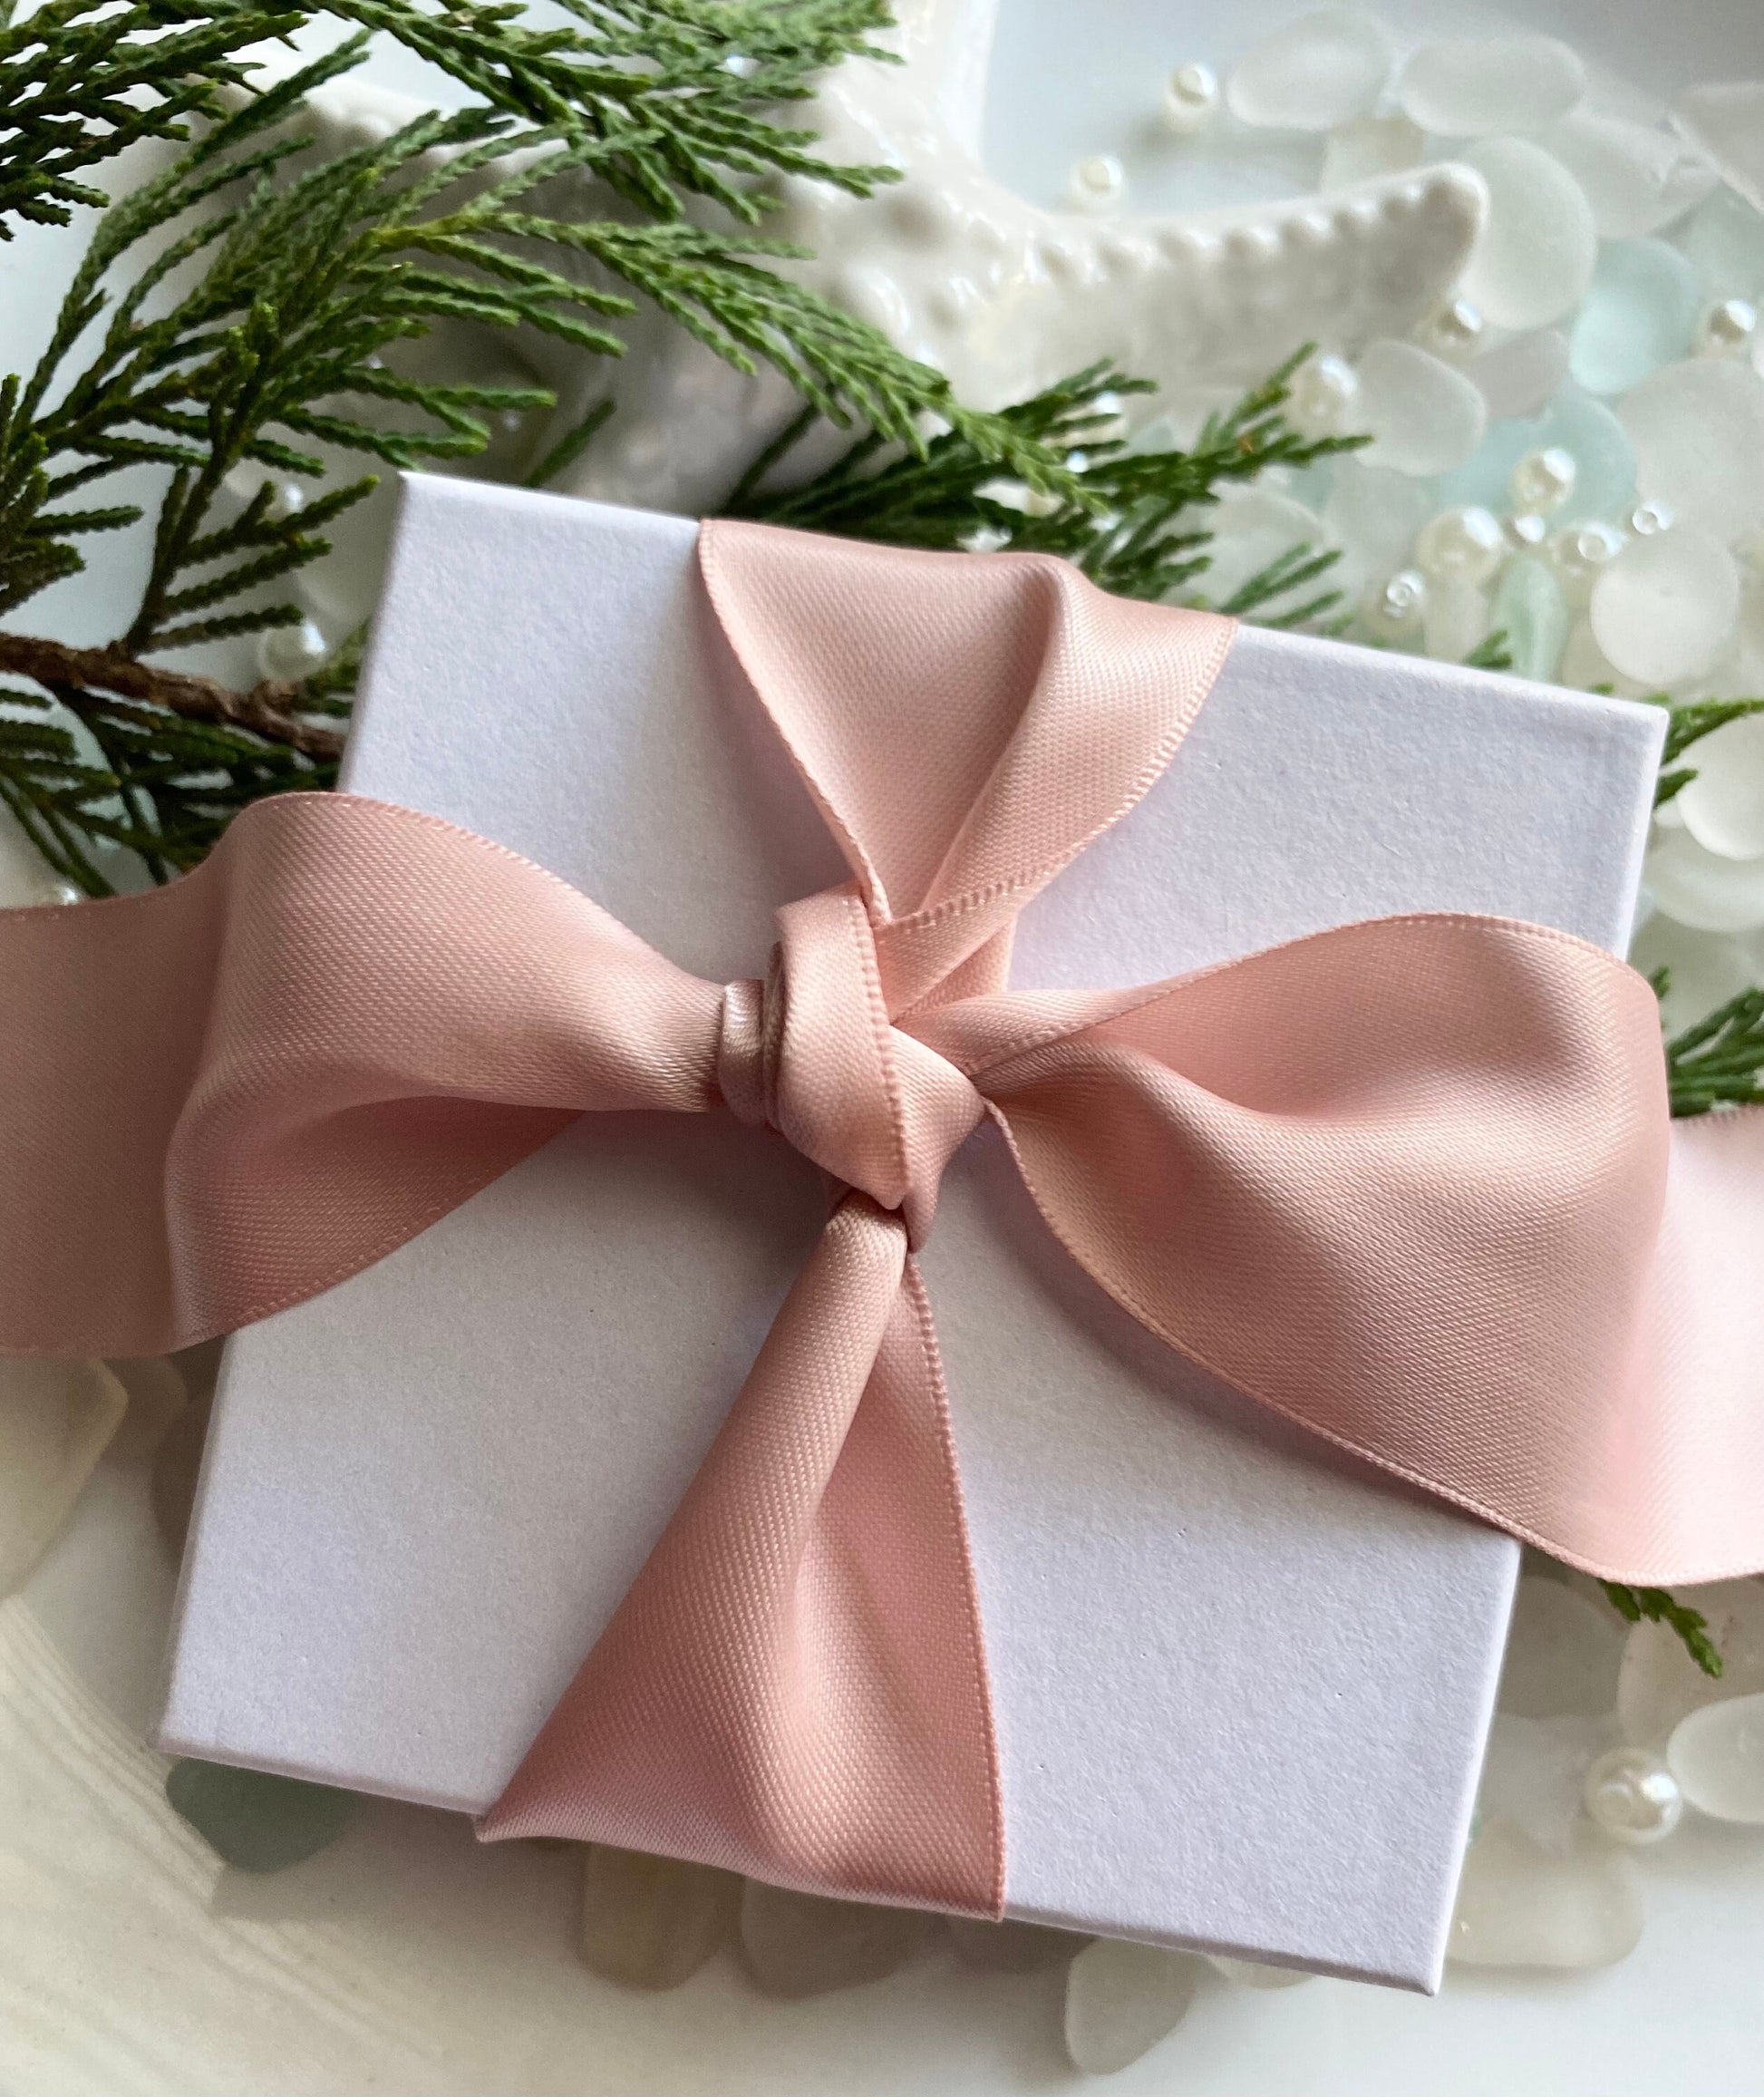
[1618,1579,1764,1747]
[1678,713,1764,859]
[1498,1577,1624,1718]
[1355,339,1487,475]
[1397,37,1585,140]
[1225,9,1391,133]
[1646,826,1764,932]
[103,1355,188,1466]
[1449,1821,1643,1968]
[0,1358,128,1596]
[947,1917,1088,1974]
[1459,139,1599,331]
[165,1760,356,1873]
[1197,490,1325,607]
[1323,460,1433,584]
[739,1882,929,1998]
[1063,1940,1203,2074]
[1568,240,1700,397]
[1541,112,1716,238]
[1478,1712,1613,1852]
[1467,330,1570,421]
[1207,1956,1313,1988]
[1590,525,1739,685]
[1489,557,1569,684]
[580,1846,741,1990]
[1421,574,1488,663]
[1668,1693,1764,1822]
[1682,186,1764,301]
[1673,83,1764,214]
[151,1390,212,1559]
[1322,113,1424,190]
[1556,616,1641,695]
[1622,357,1764,540]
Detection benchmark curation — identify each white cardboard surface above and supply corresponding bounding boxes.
[160,478,1663,1991]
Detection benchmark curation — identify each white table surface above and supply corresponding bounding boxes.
[3,2,1763,2092]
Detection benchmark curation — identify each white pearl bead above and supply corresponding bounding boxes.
[1549,519,1627,607]
[1415,504,1507,586]
[1509,446,1578,517]
[1162,61,1219,134]
[1694,296,1758,357]
[1419,297,1485,360]
[257,616,331,682]
[1068,154,1126,209]
[1628,499,1675,537]
[32,878,82,906]
[1286,353,1361,437]
[1583,1746,1683,1846]
[1504,512,1550,552]
[1363,566,1428,636]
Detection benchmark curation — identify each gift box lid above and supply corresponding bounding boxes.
[160,475,1663,1991]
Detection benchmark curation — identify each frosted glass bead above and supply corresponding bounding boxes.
[1417,297,1485,361]
[1540,112,1716,239]
[948,1917,1088,1973]
[739,1881,929,1996]
[1673,83,1764,216]
[1285,351,1362,437]
[1668,1692,1764,1822]
[1459,139,1599,332]
[579,1846,739,1990]
[1225,9,1390,133]
[1491,555,1571,683]
[1064,1939,1202,2073]
[1628,500,1674,538]
[1068,154,1124,209]
[1362,567,1428,638]
[165,1760,355,1873]
[1422,574,1488,663]
[1548,520,1627,607]
[1590,526,1739,685]
[1683,186,1764,301]
[1510,445,1577,516]
[1499,1577,1624,1719]
[1398,37,1586,141]
[1355,340,1486,475]
[257,618,330,682]
[1468,329,1571,421]
[1583,1748,1683,1846]
[1567,239,1699,397]
[0,1359,128,1595]
[1619,1580,1764,1747]
[1678,714,1764,859]
[1646,827,1764,931]
[1207,1956,1313,1989]
[1449,1821,1643,1969]
[1415,504,1506,586]
[1321,113,1424,191]
[1695,296,1759,357]
[1161,62,1218,135]
[1621,357,1764,541]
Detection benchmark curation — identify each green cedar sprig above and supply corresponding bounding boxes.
[1600,1581,1723,1680]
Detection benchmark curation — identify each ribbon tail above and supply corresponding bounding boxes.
[480,1190,1003,1919]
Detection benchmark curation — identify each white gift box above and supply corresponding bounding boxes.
[160,476,1662,1990]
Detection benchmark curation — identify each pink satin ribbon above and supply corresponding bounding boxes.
[0,518,1759,1919]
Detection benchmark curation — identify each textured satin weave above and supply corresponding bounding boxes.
[0,519,1750,1917]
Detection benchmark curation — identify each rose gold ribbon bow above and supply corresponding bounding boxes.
[0,519,1759,1921]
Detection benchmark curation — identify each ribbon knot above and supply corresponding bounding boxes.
[717,887,985,1248]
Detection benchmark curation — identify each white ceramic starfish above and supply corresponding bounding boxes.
[305,0,1486,515]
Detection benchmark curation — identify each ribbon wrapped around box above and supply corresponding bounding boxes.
[6,495,1764,1984]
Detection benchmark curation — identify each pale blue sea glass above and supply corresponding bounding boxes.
[1491,557,1571,684]
[1567,240,1700,397]
[1433,387,1635,527]
[1682,185,1764,300]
